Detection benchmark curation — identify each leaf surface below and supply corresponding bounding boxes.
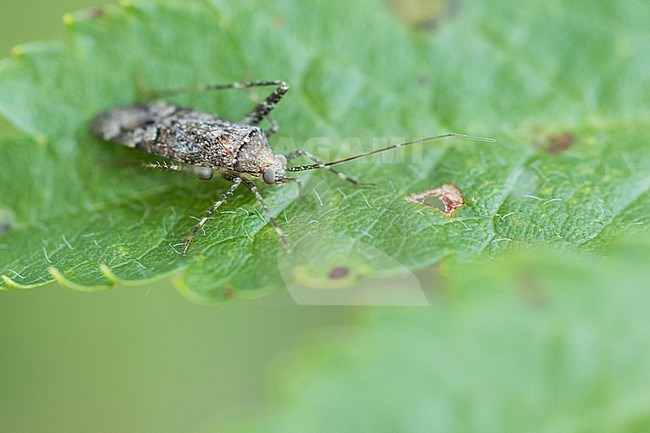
[0,0,648,301]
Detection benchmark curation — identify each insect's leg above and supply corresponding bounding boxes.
[244,88,280,136]
[138,162,214,180]
[240,81,289,126]
[240,178,291,252]
[182,176,243,255]
[147,79,288,128]
[284,150,375,187]
[263,115,280,137]
[280,177,303,197]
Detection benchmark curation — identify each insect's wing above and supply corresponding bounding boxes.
[91,101,248,168]
[92,103,159,149]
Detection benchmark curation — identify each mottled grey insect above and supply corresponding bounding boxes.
[91,80,493,254]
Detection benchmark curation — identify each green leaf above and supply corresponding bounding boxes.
[219,235,650,432]
[0,0,649,301]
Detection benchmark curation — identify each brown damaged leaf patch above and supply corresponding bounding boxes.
[328,267,350,280]
[547,133,575,155]
[0,210,11,235]
[388,0,458,30]
[84,7,106,19]
[406,183,464,217]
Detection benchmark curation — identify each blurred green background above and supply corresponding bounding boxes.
[0,5,348,433]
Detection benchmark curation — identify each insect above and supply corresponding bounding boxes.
[91,80,494,254]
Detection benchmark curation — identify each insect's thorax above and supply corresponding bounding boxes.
[178,119,286,179]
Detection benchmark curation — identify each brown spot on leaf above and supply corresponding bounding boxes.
[0,210,11,235]
[221,287,236,301]
[547,133,575,155]
[328,267,350,280]
[271,15,284,28]
[518,274,548,308]
[85,7,105,18]
[406,183,464,218]
[387,0,458,30]
[417,75,432,88]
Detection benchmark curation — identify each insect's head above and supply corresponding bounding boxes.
[262,154,288,184]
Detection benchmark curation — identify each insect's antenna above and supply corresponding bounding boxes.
[148,80,286,98]
[286,133,496,172]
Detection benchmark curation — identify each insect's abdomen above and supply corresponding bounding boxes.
[91,102,215,163]
[91,104,158,148]
[91,102,260,169]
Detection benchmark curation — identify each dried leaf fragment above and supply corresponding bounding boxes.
[406,183,465,217]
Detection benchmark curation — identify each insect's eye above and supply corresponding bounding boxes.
[263,167,276,184]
